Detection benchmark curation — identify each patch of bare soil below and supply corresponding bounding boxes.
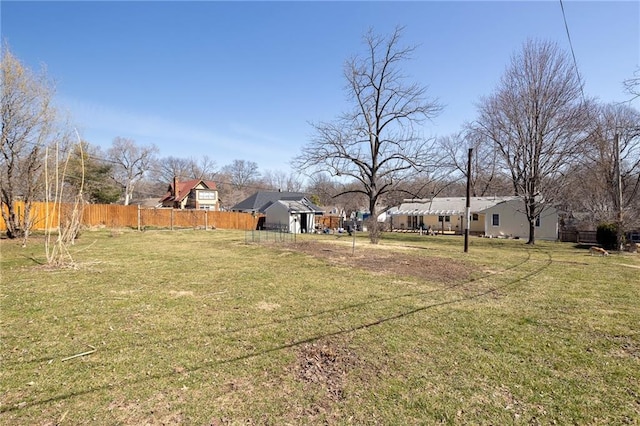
[290,241,473,284]
[293,339,359,401]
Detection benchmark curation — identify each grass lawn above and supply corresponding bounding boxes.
[1,229,639,424]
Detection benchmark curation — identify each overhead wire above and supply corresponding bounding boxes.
[559,0,587,104]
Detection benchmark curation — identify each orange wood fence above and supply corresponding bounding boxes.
[0,202,261,232]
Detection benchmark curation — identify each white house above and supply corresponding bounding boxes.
[389,196,558,240]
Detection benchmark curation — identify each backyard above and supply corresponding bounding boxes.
[1,229,639,424]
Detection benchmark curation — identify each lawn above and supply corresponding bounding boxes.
[1,229,639,425]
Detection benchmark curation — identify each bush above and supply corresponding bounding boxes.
[596,223,619,250]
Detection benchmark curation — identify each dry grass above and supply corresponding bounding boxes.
[1,229,639,424]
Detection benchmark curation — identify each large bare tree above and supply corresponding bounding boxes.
[107,137,158,205]
[221,159,261,190]
[215,159,262,209]
[474,39,589,244]
[154,155,217,184]
[1,46,67,241]
[436,129,511,197]
[294,27,442,243]
[580,103,640,228]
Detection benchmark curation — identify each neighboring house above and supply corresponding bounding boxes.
[159,178,220,210]
[389,196,559,240]
[231,191,323,233]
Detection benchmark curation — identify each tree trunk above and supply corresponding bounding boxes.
[527,219,536,245]
[368,198,381,244]
[3,207,18,239]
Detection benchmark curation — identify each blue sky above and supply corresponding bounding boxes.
[2,1,638,176]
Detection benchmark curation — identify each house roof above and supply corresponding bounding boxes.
[231,191,315,213]
[266,199,324,214]
[389,196,519,216]
[159,179,217,203]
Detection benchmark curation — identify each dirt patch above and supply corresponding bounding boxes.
[289,241,473,284]
[255,301,281,311]
[293,338,359,401]
[169,290,194,297]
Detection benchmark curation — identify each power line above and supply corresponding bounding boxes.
[559,0,586,103]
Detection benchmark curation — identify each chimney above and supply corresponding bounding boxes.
[173,176,180,206]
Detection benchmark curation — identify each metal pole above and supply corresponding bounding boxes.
[464,148,473,253]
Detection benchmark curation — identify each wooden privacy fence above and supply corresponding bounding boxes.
[559,230,598,244]
[0,201,261,232]
[317,215,342,229]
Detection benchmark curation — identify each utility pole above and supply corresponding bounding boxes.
[464,148,473,253]
[614,133,623,250]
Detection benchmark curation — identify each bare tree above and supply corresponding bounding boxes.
[155,156,194,184]
[261,169,303,192]
[191,155,217,181]
[1,45,67,241]
[436,129,511,197]
[474,39,589,244]
[623,67,640,102]
[214,159,262,209]
[221,159,261,190]
[304,172,339,207]
[294,27,442,243]
[107,137,158,205]
[155,155,218,184]
[580,103,640,227]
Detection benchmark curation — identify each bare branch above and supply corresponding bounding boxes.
[293,27,442,242]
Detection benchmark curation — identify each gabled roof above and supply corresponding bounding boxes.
[390,196,519,216]
[266,199,324,214]
[159,179,217,203]
[231,191,312,213]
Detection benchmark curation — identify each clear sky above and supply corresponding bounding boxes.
[2,1,638,176]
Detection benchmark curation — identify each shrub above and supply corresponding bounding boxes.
[596,223,618,250]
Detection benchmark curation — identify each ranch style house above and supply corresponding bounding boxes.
[388,196,559,240]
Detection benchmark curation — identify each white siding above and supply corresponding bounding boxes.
[264,202,292,231]
[483,200,557,240]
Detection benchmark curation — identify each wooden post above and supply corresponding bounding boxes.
[614,133,623,250]
[137,204,141,231]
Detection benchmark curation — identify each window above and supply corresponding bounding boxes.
[198,190,217,201]
[492,214,500,226]
[535,215,540,227]
[472,213,479,221]
[438,215,451,223]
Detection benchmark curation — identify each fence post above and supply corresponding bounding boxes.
[137,204,141,231]
[205,210,208,230]
[170,209,174,231]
